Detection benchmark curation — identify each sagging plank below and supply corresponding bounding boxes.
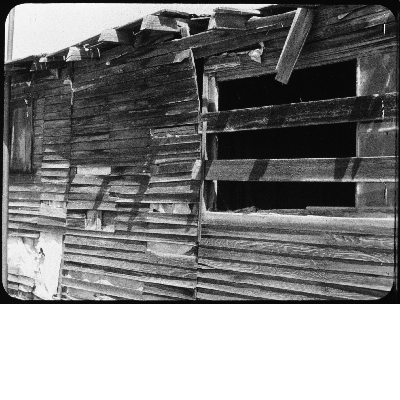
[275,7,315,84]
[203,93,398,133]
[204,157,396,183]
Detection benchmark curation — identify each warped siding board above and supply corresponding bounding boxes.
[72,89,198,119]
[73,55,194,87]
[73,78,197,111]
[204,157,396,182]
[72,69,195,100]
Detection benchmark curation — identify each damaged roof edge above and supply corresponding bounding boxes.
[5,4,299,67]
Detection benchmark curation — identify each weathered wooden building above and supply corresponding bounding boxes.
[3,4,398,301]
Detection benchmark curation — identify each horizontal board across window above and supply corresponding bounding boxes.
[202,92,396,133]
[204,157,396,182]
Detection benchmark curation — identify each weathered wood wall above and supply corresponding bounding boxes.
[6,4,397,301]
[197,213,394,300]
[60,47,201,300]
[197,4,397,301]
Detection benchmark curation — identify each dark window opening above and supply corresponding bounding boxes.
[215,124,357,211]
[217,182,356,211]
[217,124,356,160]
[218,60,356,111]
[212,60,357,212]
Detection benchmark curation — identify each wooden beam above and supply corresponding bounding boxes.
[202,93,397,133]
[213,7,261,16]
[203,210,394,236]
[275,7,315,84]
[246,10,296,30]
[204,157,396,183]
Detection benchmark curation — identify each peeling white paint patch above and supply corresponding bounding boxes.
[7,232,63,300]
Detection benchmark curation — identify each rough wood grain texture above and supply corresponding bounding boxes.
[204,157,396,182]
[198,248,393,288]
[247,10,296,30]
[203,211,394,236]
[275,7,315,84]
[206,10,396,81]
[203,93,397,133]
[200,236,393,264]
[356,51,398,208]
[197,269,390,300]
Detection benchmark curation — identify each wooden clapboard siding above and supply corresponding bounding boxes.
[197,212,394,300]
[7,4,397,302]
[204,157,396,182]
[59,47,200,300]
[37,73,72,231]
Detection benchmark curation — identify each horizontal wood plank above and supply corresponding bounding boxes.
[203,93,398,133]
[204,156,396,182]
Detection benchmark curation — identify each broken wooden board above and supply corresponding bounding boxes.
[275,7,315,84]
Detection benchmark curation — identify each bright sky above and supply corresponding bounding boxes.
[5,3,270,61]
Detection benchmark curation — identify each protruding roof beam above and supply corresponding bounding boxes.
[208,7,261,30]
[275,7,315,84]
[141,14,181,32]
[134,14,182,48]
[98,28,134,45]
[31,56,66,71]
[66,45,101,62]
